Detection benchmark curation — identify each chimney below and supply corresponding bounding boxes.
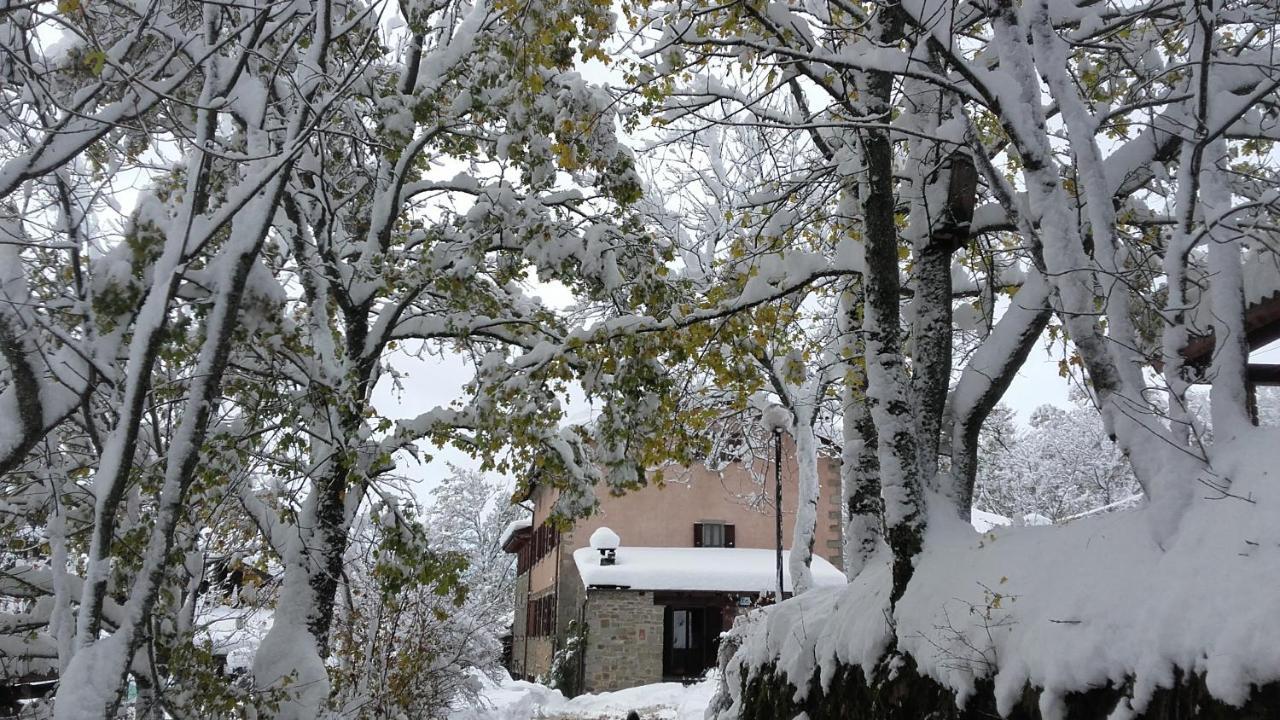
[589,527,620,566]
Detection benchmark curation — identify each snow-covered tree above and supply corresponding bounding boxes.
[326,512,478,719]
[630,0,1280,712]
[0,0,668,716]
[974,403,1141,523]
[627,0,1277,598]
[424,467,526,636]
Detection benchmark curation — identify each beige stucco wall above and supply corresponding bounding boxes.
[561,442,845,573]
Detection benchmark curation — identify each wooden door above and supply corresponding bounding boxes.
[662,606,721,680]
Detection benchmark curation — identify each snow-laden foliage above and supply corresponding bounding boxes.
[0,0,676,715]
[622,0,1278,586]
[326,512,481,719]
[1,0,1277,713]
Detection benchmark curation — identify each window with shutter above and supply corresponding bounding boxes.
[701,522,726,547]
[725,524,736,548]
[693,523,703,547]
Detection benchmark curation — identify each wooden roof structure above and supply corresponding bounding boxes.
[1177,291,1280,386]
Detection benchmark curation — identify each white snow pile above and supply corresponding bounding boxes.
[499,517,533,548]
[449,670,715,719]
[970,507,1012,533]
[717,438,1280,717]
[589,526,621,550]
[574,547,845,593]
[760,403,794,435]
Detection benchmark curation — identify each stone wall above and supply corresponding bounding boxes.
[826,488,843,567]
[732,659,1280,720]
[583,589,664,692]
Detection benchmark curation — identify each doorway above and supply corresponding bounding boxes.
[662,606,722,680]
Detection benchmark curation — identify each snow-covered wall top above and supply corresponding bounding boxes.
[573,547,845,593]
[970,508,1012,533]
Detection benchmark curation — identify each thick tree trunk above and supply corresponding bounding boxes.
[839,285,882,578]
[910,234,953,485]
[1201,139,1253,439]
[857,6,925,603]
[253,537,332,720]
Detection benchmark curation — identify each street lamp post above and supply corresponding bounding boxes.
[774,427,784,602]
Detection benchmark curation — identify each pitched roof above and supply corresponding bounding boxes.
[499,517,533,552]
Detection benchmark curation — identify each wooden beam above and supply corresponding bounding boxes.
[1248,363,1280,387]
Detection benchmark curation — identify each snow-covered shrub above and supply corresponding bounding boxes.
[548,619,589,697]
[327,513,484,719]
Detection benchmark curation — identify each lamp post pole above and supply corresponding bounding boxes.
[774,428,784,601]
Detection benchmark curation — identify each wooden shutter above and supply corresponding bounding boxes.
[725,524,736,548]
[693,522,703,547]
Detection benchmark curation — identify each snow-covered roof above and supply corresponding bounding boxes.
[970,508,1012,533]
[198,605,273,671]
[573,547,845,593]
[499,517,532,550]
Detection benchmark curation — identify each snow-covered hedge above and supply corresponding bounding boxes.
[712,442,1280,719]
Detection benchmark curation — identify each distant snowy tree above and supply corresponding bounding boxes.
[974,403,1141,523]
[326,469,526,719]
[424,467,527,637]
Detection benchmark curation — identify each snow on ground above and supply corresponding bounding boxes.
[450,671,715,720]
[969,508,1012,533]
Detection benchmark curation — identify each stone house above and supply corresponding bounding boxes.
[501,444,847,693]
